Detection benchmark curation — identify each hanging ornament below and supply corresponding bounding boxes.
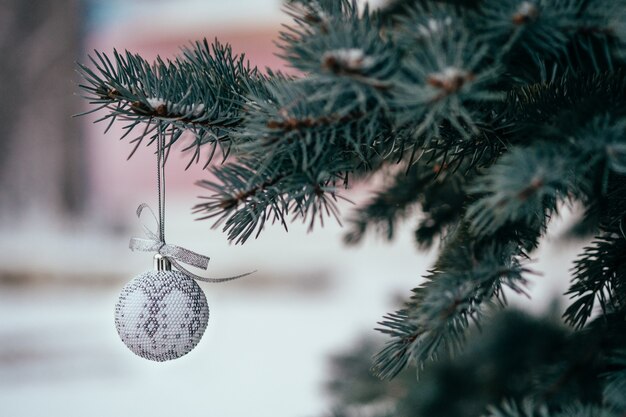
[114,256,210,361]
[114,124,251,361]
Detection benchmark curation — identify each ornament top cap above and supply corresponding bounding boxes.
[154,253,172,271]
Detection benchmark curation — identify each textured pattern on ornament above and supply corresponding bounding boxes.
[114,270,209,361]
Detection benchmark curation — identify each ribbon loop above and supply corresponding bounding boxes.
[129,204,253,283]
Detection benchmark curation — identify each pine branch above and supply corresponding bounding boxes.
[564,231,626,329]
[391,25,504,147]
[236,76,397,171]
[373,229,530,379]
[344,157,469,247]
[465,145,569,239]
[474,0,583,58]
[78,39,261,166]
[194,158,347,244]
[504,72,626,136]
[466,113,626,241]
[280,0,398,95]
[343,162,438,245]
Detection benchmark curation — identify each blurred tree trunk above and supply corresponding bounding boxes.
[0,0,86,228]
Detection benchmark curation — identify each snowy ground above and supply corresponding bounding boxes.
[0,202,587,417]
[0,203,427,417]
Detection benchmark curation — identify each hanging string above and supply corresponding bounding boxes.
[157,122,166,243]
[128,119,255,282]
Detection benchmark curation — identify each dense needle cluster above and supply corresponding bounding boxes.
[79,0,626,415]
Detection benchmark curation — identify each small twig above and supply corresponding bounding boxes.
[218,175,285,209]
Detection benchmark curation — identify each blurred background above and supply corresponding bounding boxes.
[0,1,587,416]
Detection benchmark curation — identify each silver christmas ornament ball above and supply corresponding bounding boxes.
[114,265,209,361]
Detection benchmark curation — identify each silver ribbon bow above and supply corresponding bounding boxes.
[129,203,252,283]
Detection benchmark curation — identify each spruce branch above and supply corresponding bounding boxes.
[194,157,349,244]
[392,2,461,47]
[194,162,289,244]
[373,230,530,379]
[564,231,626,329]
[236,77,394,167]
[568,116,626,196]
[466,145,569,239]
[344,163,436,244]
[280,0,398,115]
[578,0,626,65]
[503,72,626,135]
[391,26,504,147]
[461,111,626,244]
[344,157,468,247]
[78,39,260,166]
[474,0,584,58]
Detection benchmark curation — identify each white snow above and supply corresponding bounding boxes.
[323,49,375,72]
[0,201,428,417]
[0,197,586,417]
[417,17,453,38]
[146,97,167,111]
